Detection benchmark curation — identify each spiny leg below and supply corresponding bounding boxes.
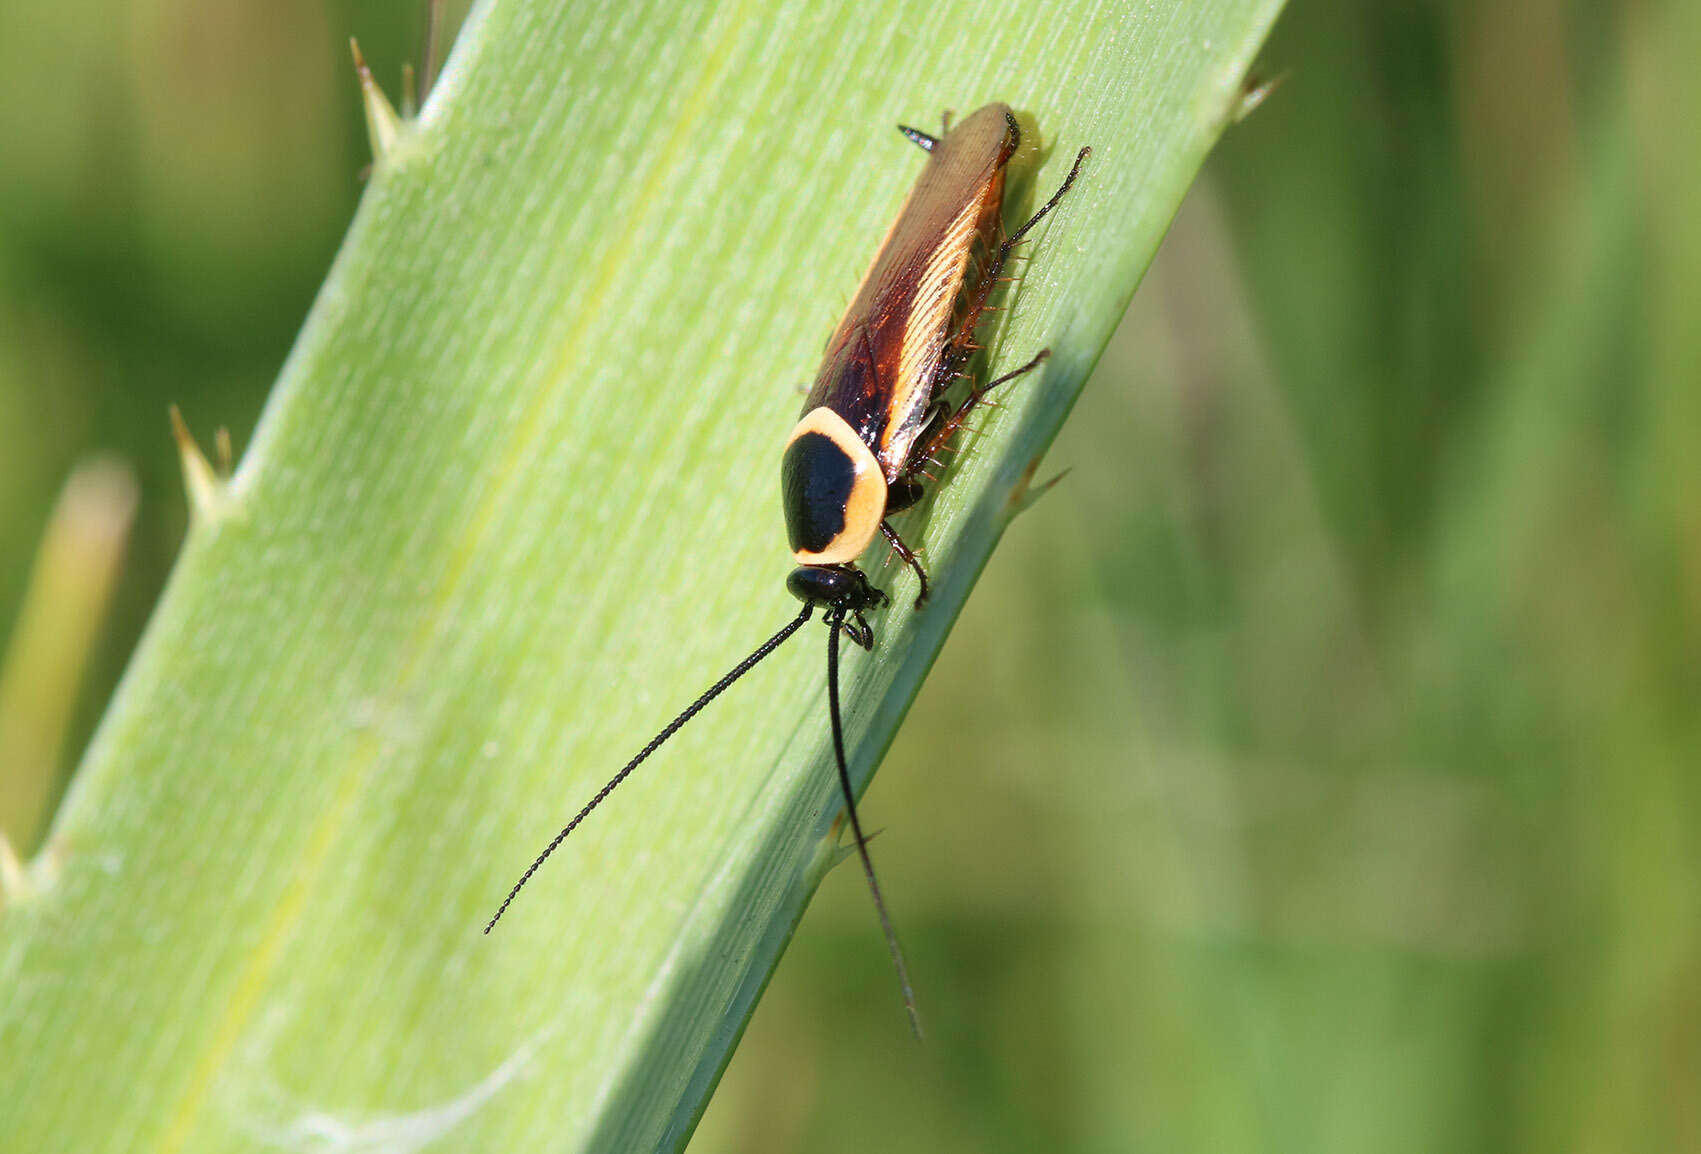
[881,352,1048,596]
[910,349,1050,476]
[1005,145,1092,250]
[879,519,930,607]
[930,146,1092,398]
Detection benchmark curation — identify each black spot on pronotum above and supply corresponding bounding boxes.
[781,431,857,554]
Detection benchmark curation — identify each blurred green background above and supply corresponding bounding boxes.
[2,1,1696,1152]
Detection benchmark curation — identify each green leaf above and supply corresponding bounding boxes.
[0,1,1284,1149]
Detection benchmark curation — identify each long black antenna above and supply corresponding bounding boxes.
[827,607,922,1037]
[486,603,814,934]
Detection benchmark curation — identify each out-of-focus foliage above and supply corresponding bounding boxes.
[1,0,1696,1151]
[0,0,393,841]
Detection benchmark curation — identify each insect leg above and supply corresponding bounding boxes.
[879,519,930,607]
[931,145,1092,397]
[907,348,1051,481]
[1003,145,1091,251]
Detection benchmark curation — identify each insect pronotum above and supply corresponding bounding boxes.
[487,104,1090,1036]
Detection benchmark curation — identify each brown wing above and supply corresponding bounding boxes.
[802,103,1015,480]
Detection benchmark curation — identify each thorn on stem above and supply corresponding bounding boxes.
[169,405,223,518]
[350,37,402,160]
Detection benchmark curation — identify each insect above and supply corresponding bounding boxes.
[486,104,1090,1036]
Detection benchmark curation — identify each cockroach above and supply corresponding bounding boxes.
[487,104,1090,1036]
